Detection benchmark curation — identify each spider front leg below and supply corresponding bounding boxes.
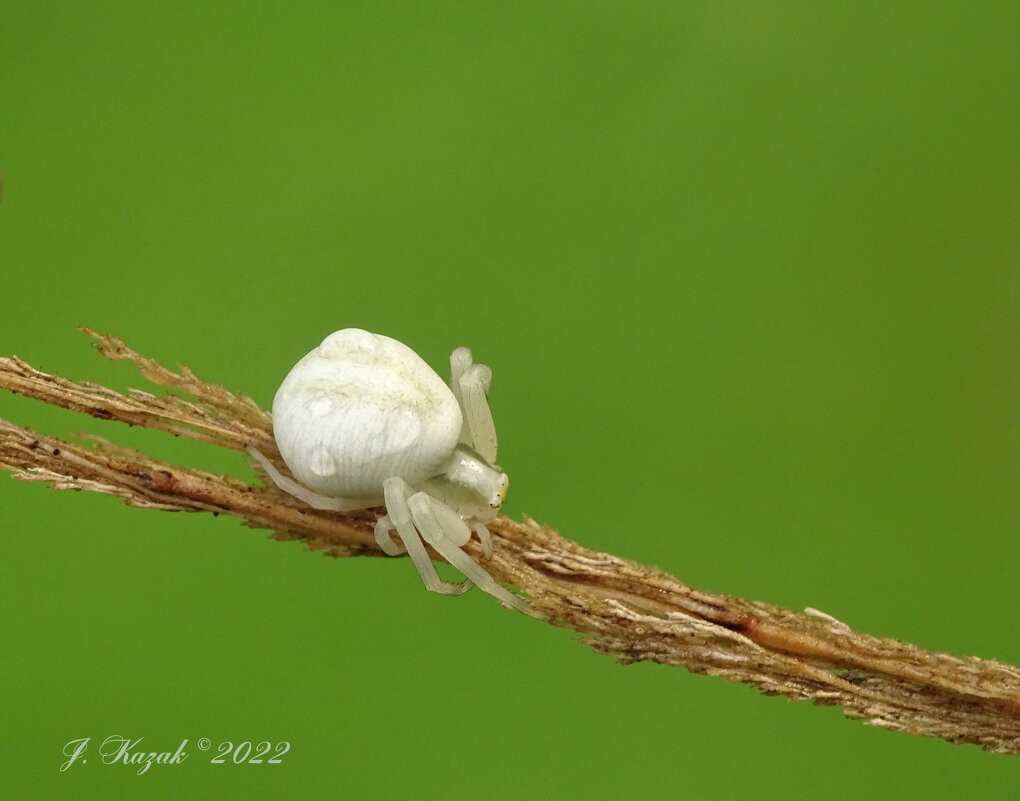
[382,477,471,596]
[449,347,498,464]
[406,492,530,614]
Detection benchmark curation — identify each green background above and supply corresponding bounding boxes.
[2,3,1018,798]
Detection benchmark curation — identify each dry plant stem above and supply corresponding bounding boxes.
[1,331,1018,756]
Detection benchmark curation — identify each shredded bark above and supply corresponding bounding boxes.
[1,329,1017,755]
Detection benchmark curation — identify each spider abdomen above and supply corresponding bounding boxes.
[271,329,462,497]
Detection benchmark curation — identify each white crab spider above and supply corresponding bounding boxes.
[247,328,529,614]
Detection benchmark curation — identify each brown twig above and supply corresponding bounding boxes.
[1,329,1018,755]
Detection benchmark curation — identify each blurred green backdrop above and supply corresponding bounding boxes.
[1,2,1018,798]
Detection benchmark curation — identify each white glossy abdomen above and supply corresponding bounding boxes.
[271,329,462,497]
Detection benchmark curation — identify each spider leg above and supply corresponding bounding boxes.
[426,497,494,559]
[247,446,369,511]
[449,346,472,408]
[382,477,471,595]
[450,347,498,464]
[407,492,530,614]
[471,522,494,559]
[458,363,497,465]
[373,514,405,556]
[449,346,474,451]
